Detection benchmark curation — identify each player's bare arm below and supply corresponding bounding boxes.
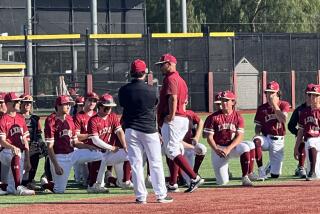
[294,128,304,160]
[116,129,128,152]
[223,132,244,157]
[254,124,262,136]
[181,141,194,149]
[206,133,225,158]
[74,140,97,151]
[270,93,287,123]
[77,133,89,142]
[0,135,20,155]
[47,142,64,175]
[192,119,204,144]
[165,94,177,122]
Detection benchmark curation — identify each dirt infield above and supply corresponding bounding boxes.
[1,180,320,214]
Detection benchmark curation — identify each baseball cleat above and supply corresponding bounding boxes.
[295,166,307,178]
[120,180,134,190]
[248,173,259,181]
[0,189,7,195]
[166,183,180,193]
[242,175,253,186]
[135,199,147,204]
[157,195,173,203]
[87,183,109,193]
[306,172,318,181]
[257,166,267,181]
[184,175,204,193]
[16,185,35,196]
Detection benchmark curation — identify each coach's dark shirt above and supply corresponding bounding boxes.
[288,102,308,136]
[118,79,158,134]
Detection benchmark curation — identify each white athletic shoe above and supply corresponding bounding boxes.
[248,173,259,181]
[16,185,35,196]
[242,175,253,186]
[167,183,180,193]
[87,183,109,193]
[119,180,134,189]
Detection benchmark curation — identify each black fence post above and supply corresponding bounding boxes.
[85,28,91,74]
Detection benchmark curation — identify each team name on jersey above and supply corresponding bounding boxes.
[98,126,111,136]
[59,129,72,138]
[305,116,318,125]
[10,127,23,136]
[265,114,277,122]
[218,123,236,132]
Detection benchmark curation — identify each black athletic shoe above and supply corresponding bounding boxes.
[306,172,317,181]
[184,175,204,193]
[135,199,147,204]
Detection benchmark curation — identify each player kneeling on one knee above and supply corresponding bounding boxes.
[203,90,256,186]
[253,81,289,180]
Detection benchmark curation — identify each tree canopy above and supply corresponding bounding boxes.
[146,0,320,33]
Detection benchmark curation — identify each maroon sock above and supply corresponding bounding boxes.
[167,157,179,185]
[193,155,205,174]
[42,181,54,192]
[249,149,255,174]
[240,152,250,177]
[11,155,21,189]
[309,148,317,173]
[88,161,101,187]
[146,159,150,176]
[254,138,263,167]
[298,142,306,167]
[173,155,197,180]
[107,165,113,171]
[122,161,131,182]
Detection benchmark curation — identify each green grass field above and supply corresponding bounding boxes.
[0,113,300,206]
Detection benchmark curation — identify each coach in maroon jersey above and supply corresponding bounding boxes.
[294,84,320,180]
[156,53,203,193]
[203,90,255,186]
[0,92,35,195]
[253,81,290,180]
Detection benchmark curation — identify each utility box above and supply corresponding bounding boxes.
[0,60,25,94]
[235,57,259,109]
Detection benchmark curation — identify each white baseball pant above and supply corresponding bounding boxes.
[304,137,320,177]
[161,116,189,159]
[254,135,284,175]
[50,149,103,193]
[211,141,253,185]
[0,149,25,194]
[125,128,167,202]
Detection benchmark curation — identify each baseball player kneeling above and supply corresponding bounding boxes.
[179,110,207,186]
[203,90,255,186]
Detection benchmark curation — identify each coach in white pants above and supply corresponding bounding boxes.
[119,59,172,204]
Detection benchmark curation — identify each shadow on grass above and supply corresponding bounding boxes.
[0,201,139,205]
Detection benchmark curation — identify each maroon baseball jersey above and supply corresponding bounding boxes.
[87,112,122,148]
[298,106,320,140]
[44,114,77,154]
[254,101,290,136]
[203,110,244,146]
[183,110,201,144]
[157,71,188,126]
[0,113,30,150]
[74,111,96,135]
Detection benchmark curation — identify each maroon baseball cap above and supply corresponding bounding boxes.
[155,54,177,65]
[305,83,315,93]
[85,92,99,100]
[19,94,34,102]
[214,92,222,104]
[265,81,280,93]
[99,93,117,107]
[0,92,6,102]
[221,90,236,100]
[75,96,85,105]
[55,95,74,106]
[307,85,320,95]
[4,92,22,103]
[131,59,146,74]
